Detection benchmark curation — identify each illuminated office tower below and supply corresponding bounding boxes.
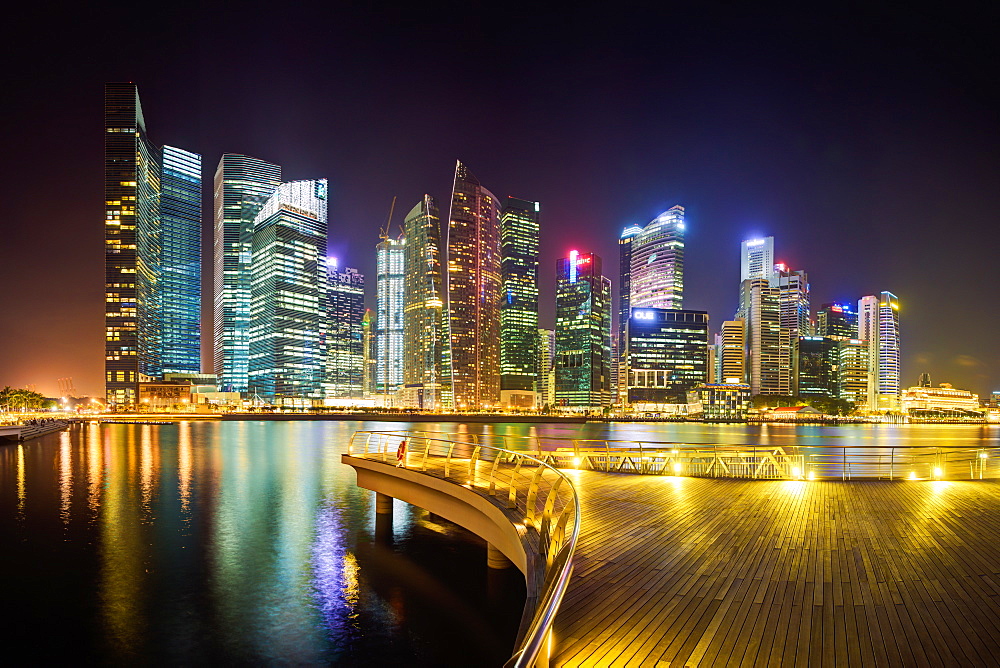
[104,83,162,404]
[816,303,858,339]
[104,83,200,404]
[859,292,901,410]
[617,224,642,401]
[376,235,405,395]
[213,154,281,392]
[325,261,364,399]
[738,278,792,395]
[537,328,555,409]
[771,264,810,336]
[555,251,612,408]
[836,339,869,407]
[500,196,540,408]
[247,180,328,401]
[740,236,774,281]
[629,206,685,310]
[401,196,445,409]
[623,308,708,405]
[362,309,376,396]
[443,161,501,409]
[159,146,202,374]
[718,319,746,382]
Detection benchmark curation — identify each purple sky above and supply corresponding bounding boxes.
[2,2,998,397]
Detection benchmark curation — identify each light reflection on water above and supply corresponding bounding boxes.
[2,419,999,664]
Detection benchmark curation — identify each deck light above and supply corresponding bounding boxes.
[908,471,917,480]
[807,471,815,481]
[980,452,988,459]
[792,466,801,478]
[572,456,581,468]
[672,463,682,474]
[934,467,943,478]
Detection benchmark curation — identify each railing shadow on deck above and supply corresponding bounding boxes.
[348,429,581,668]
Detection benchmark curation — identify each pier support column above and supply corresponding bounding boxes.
[487,542,514,569]
[375,492,393,515]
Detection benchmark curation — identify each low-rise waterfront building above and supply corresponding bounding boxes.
[692,382,751,421]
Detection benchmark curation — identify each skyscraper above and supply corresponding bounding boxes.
[402,196,445,409]
[617,224,642,402]
[623,308,708,405]
[499,197,540,407]
[628,206,685,310]
[555,251,612,408]
[376,235,405,396]
[816,303,858,339]
[740,236,774,281]
[443,161,501,409]
[859,292,901,410]
[213,154,281,393]
[326,261,365,399]
[537,328,556,409]
[796,336,837,398]
[104,83,200,405]
[159,146,202,375]
[772,264,810,336]
[718,319,747,383]
[247,179,328,402]
[738,278,793,395]
[836,339,869,407]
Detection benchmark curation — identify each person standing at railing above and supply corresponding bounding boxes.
[396,440,407,467]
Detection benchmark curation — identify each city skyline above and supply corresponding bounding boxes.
[3,5,999,397]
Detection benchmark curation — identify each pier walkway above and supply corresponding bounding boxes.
[346,431,1000,666]
[555,472,1000,667]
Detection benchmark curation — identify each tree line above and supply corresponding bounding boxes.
[0,387,56,412]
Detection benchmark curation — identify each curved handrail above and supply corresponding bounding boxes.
[348,429,581,668]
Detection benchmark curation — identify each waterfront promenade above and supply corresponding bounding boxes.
[555,472,1000,666]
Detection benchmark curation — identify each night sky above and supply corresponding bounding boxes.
[3,2,998,398]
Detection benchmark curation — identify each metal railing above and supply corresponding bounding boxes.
[348,430,580,668]
[356,433,1000,481]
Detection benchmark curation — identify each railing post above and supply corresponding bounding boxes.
[444,442,456,478]
[469,445,481,486]
[508,457,523,509]
[526,464,546,527]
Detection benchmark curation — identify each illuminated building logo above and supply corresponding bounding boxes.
[633,310,656,321]
[315,181,327,200]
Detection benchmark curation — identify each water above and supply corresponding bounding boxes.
[0,420,525,666]
[2,419,998,665]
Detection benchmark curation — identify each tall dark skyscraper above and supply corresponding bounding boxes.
[160,146,202,374]
[555,251,612,408]
[104,83,200,405]
[443,161,501,410]
[401,195,445,409]
[213,154,281,393]
[816,303,858,339]
[499,196,540,407]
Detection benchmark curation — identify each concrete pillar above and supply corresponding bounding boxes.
[487,542,514,569]
[375,492,393,515]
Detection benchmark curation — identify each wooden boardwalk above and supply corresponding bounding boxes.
[554,472,1000,667]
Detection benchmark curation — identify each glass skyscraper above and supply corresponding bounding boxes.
[628,206,685,310]
[326,261,365,399]
[376,235,405,395]
[104,83,200,405]
[213,154,281,393]
[499,196,540,407]
[160,146,202,374]
[555,251,612,408]
[401,196,445,409]
[624,308,708,404]
[443,161,501,409]
[247,180,328,401]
